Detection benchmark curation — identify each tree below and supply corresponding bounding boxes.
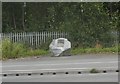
[2,2,119,48]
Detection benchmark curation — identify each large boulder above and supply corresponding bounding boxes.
[49,38,71,56]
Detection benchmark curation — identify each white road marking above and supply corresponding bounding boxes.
[1,61,118,68]
[3,67,118,72]
[1,72,118,76]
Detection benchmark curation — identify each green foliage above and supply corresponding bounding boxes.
[11,43,26,58]
[119,44,120,54]
[90,68,99,73]
[39,38,52,50]
[3,2,119,32]
[26,49,48,56]
[71,47,118,55]
[61,3,114,48]
[2,39,27,59]
[2,39,13,59]
[1,39,118,60]
[1,39,49,60]
[2,2,119,48]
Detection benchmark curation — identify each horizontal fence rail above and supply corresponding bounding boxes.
[1,31,69,49]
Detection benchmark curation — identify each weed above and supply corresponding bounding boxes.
[90,68,99,73]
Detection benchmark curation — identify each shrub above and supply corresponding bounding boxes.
[39,38,52,50]
[11,43,27,58]
[2,39,13,59]
[2,39,27,59]
[1,39,49,60]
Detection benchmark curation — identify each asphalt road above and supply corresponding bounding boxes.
[1,53,119,82]
[2,53,118,72]
[3,73,118,82]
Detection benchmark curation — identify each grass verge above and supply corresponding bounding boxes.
[25,49,49,56]
[1,39,49,60]
[0,39,119,60]
[71,47,118,55]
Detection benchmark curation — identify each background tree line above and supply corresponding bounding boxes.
[2,2,119,48]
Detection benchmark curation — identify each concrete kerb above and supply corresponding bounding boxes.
[1,68,119,77]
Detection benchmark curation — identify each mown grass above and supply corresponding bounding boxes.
[71,46,118,55]
[25,49,49,56]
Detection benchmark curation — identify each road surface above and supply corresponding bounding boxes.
[3,73,118,82]
[1,53,119,82]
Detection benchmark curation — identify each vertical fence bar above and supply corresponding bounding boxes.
[43,32,46,43]
[23,32,24,44]
[16,32,18,42]
[27,32,29,47]
[31,32,33,48]
[11,33,13,43]
[38,32,40,46]
[42,32,43,44]
[2,31,68,49]
[43,32,45,43]
[35,32,37,47]
[14,33,16,43]
[29,32,31,48]
[39,32,41,45]
[24,32,26,46]
[20,32,22,43]
[22,32,23,44]
[35,32,37,48]
[18,32,19,42]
